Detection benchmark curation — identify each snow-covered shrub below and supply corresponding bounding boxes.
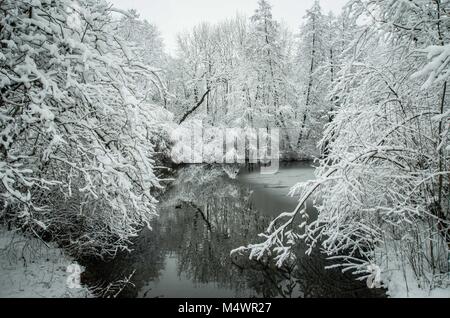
[0,0,169,257]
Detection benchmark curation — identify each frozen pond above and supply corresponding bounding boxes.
[83,162,385,298]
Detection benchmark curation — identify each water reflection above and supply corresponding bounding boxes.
[83,163,385,298]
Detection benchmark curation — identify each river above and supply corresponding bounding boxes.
[82,162,385,298]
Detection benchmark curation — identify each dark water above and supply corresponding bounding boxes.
[83,162,385,298]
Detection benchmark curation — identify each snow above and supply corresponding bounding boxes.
[384,269,450,298]
[0,227,92,298]
[377,247,450,298]
[413,44,450,88]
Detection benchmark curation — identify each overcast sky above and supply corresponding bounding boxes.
[108,0,348,54]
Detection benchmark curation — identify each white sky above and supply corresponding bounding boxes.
[107,0,348,54]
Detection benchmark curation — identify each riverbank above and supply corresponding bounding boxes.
[0,226,92,298]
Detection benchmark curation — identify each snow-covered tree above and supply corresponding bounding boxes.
[115,10,169,107]
[246,0,293,129]
[169,1,300,159]
[0,0,171,257]
[294,1,340,155]
[236,0,450,295]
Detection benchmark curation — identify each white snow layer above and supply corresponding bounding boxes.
[375,242,450,298]
[0,227,92,298]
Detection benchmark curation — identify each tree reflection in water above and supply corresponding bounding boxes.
[83,164,385,298]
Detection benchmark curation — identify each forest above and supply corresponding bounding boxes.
[0,0,449,298]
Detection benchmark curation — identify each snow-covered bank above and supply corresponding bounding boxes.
[0,227,92,298]
[383,268,449,298]
[375,242,450,298]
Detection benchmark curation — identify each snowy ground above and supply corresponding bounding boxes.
[0,227,92,298]
[380,261,450,298]
[374,241,450,298]
[384,268,450,298]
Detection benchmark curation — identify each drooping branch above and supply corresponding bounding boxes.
[231,146,435,265]
[178,89,210,125]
